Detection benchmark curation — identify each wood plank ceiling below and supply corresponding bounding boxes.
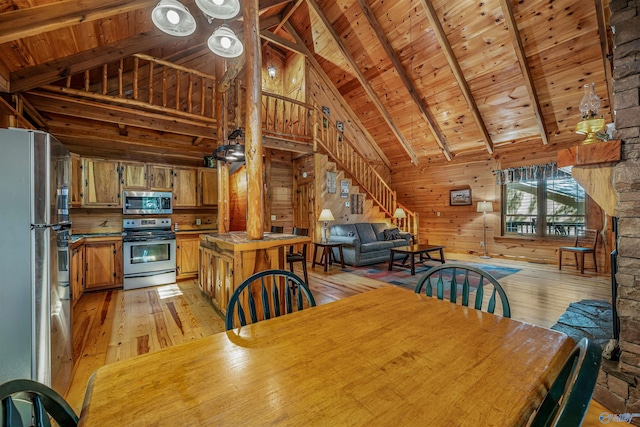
[0,0,613,167]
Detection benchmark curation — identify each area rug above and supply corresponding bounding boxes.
[341,260,521,292]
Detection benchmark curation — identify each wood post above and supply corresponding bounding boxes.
[244,0,264,240]
[216,56,230,233]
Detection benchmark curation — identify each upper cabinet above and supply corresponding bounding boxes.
[199,169,218,207]
[122,163,173,192]
[149,165,173,191]
[82,158,121,207]
[70,153,82,208]
[173,167,198,207]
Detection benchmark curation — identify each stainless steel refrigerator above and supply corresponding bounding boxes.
[0,128,73,395]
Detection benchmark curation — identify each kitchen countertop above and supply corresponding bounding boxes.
[71,233,124,243]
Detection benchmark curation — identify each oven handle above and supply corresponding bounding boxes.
[123,269,176,278]
[123,236,176,243]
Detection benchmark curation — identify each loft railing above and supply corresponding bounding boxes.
[261,92,312,142]
[314,109,419,241]
[40,53,217,121]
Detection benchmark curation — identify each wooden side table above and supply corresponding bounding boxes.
[312,242,345,272]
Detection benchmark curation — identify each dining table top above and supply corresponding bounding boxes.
[78,286,574,426]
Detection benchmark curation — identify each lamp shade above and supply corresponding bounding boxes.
[393,208,406,219]
[195,0,240,20]
[318,209,335,222]
[151,0,196,36]
[477,201,493,213]
[207,25,244,58]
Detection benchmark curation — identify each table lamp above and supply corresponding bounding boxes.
[477,201,493,259]
[318,209,335,243]
[393,207,406,229]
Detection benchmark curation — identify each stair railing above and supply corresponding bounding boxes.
[314,108,419,242]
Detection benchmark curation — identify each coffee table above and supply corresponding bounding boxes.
[388,244,446,275]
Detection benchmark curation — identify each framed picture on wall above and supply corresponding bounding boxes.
[322,106,330,117]
[327,171,337,193]
[340,180,349,198]
[336,121,344,132]
[450,188,472,206]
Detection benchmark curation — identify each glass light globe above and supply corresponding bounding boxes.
[212,0,224,4]
[221,36,231,49]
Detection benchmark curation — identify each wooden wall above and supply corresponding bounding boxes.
[229,148,295,233]
[391,146,611,269]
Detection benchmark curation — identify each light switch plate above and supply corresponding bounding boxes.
[345,202,350,207]
[271,215,276,221]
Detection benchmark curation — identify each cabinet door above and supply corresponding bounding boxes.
[122,162,148,189]
[71,245,84,306]
[173,167,197,207]
[85,242,119,290]
[71,154,82,208]
[149,165,173,191]
[82,159,121,206]
[177,235,200,278]
[199,169,218,206]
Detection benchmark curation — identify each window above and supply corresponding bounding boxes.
[502,168,585,237]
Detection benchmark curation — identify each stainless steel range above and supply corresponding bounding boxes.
[123,217,176,290]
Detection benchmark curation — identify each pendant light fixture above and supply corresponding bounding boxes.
[195,0,241,20]
[151,0,197,36]
[208,25,244,58]
[152,0,243,58]
[213,128,245,163]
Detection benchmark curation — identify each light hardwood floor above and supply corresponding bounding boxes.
[67,253,625,426]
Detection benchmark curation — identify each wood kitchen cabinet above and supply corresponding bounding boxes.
[199,169,218,207]
[176,234,200,279]
[70,153,82,208]
[172,167,197,207]
[84,239,122,290]
[122,162,173,191]
[82,158,121,207]
[71,243,84,306]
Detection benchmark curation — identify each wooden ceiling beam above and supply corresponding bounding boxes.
[260,30,305,55]
[355,0,452,161]
[418,0,494,154]
[0,0,158,45]
[305,0,420,165]
[282,22,392,169]
[594,0,615,123]
[497,0,549,145]
[25,91,216,139]
[261,0,304,48]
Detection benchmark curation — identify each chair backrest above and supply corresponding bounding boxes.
[290,227,309,255]
[225,269,316,330]
[414,263,511,317]
[270,225,284,233]
[0,379,79,427]
[574,229,598,249]
[529,338,602,427]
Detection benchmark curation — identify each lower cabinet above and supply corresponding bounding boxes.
[71,243,85,306]
[84,239,122,291]
[198,245,233,314]
[176,234,200,279]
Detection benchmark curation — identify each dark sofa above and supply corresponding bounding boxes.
[329,223,411,266]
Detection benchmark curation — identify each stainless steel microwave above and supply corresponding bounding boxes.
[122,191,173,215]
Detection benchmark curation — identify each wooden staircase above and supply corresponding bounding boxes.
[314,109,419,240]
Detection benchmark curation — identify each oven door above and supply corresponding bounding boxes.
[123,238,176,276]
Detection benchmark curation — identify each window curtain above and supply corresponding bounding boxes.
[493,162,570,185]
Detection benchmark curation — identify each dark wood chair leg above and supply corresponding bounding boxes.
[580,253,585,274]
[559,249,563,270]
[301,259,308,284]
[593,252,598,272]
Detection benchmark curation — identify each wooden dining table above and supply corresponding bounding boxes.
[78,286,574,426]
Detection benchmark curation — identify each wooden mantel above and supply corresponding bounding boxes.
[558,140,621,217]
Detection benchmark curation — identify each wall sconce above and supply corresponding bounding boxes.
[152,0,243,58]
[318,209,335,243]
[267,64,276,79]
[575,83,604,144]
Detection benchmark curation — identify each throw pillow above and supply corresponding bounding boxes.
[348,231,355,237]
[383,228,402,240]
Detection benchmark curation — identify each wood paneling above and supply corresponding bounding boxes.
[229,166,248,231]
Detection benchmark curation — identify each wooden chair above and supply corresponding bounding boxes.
[286,227,309,285]
[0,379,79,427]
[270,225,284,233]
[529,338,601,427]
[559,229,598,274]
[225,269,316,330]
[414,263,511,317]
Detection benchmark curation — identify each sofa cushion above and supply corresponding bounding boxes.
[371,223,389,241]
[392,239,410,247]
[383,228,402,241]
[355,223,378,244]
[361,241,394,252]
[331,224,357,237]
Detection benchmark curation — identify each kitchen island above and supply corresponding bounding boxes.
[199,231,311,315]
